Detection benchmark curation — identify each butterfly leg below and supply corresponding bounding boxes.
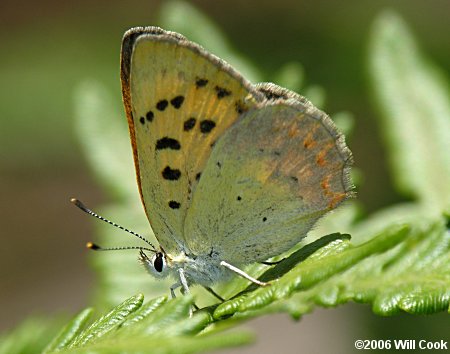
[205,287,225,302]
[220,261,269,286]
[178,268,190,294]
[177,268,194,317]
[170,282,181,298]
[170,269,191,297]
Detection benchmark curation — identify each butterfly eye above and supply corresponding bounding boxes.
[153,252,165,273]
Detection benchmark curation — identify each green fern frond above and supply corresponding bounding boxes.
[42,218,448,353]
[43,296,251,353]
[368,10,450,213]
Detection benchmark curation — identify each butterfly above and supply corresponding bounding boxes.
[76,26,353,298]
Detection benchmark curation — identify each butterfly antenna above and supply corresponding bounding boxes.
[70,198,157,251]
[86,242,155,253]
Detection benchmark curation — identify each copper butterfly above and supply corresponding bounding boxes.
[74,26,353,297]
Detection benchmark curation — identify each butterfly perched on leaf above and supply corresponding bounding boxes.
[75,26,353,298]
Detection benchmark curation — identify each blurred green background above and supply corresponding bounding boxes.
[0,0,448,353]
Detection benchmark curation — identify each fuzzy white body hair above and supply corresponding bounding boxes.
[141,250,235,287]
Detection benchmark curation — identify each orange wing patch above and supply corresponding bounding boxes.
[328,192,347,209]
[303,131,317,149]
[315,142,335,167]
[321,175,347,209]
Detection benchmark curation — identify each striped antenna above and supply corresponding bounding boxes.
[71,198,156,252]
[86,242,155,253]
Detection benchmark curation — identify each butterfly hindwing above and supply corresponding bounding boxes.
[185,92,352,263]
[121,27,263,253]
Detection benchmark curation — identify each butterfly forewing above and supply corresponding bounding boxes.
[121,27,262,253]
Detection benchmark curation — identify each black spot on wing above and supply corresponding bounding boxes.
[139,117,145,124]
[237,196,242,201]
[215,86,231,98]
[183,117,196,131]
[200,120,216,133]
[156,137,181,150]
[169,200,181,209]
[195,78,208,87]
[170,95,184,109]
[263,217,267,222]
[162,166,181,180]
[146,111,154,122]
[235,101,247,114]
[195,172,201,181]
[156,99,168,111]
